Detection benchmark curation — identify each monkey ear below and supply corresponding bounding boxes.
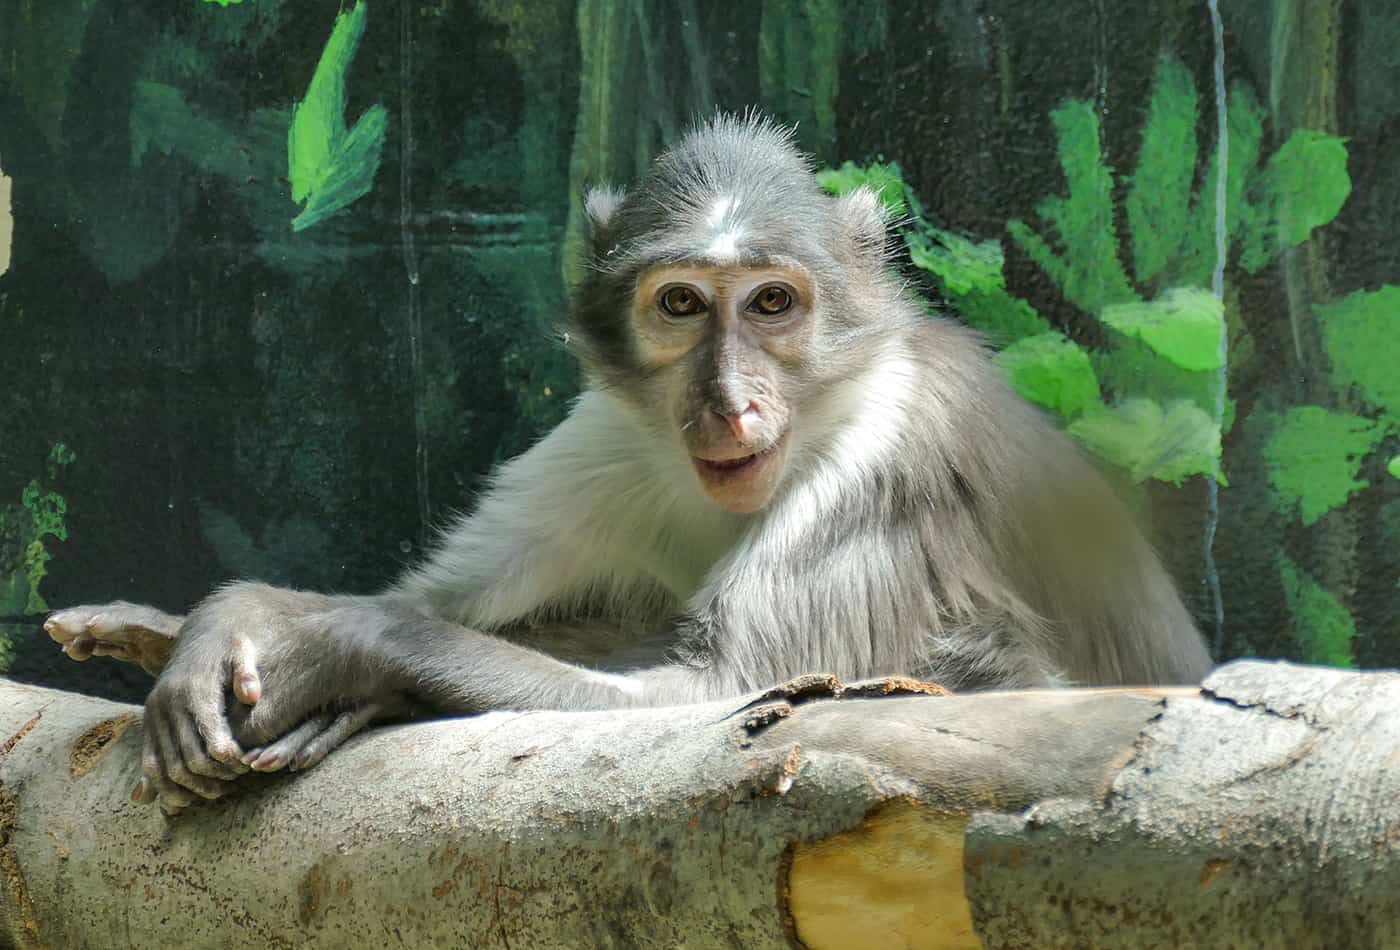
[583,184,627,257]
[834,185,891,258]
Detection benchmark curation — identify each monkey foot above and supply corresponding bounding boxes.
[45,601,184,676]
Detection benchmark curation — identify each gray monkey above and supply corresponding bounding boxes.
[48,114,1212,813]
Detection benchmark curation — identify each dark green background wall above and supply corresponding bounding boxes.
[1,0,1397,702]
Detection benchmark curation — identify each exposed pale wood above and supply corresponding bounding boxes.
[789,799,979,950]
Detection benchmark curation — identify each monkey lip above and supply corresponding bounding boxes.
[691,433,788,482]
[697,451,765,472]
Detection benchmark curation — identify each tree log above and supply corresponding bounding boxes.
[1,660,1397,948]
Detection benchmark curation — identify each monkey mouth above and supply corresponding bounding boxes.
[698,452,765,473]
[691,433,787,481]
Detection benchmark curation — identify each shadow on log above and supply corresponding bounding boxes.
[1,660,1398,948]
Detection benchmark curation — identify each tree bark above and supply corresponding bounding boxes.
[1,661,1397,949]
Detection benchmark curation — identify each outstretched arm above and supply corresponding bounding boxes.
[117,397,718,811]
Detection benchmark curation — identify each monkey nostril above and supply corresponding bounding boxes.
[712,401,761,442]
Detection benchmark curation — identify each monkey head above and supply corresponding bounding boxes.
[571,115,895,514]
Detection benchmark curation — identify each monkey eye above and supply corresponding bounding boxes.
[747,285,794,317]
[659,285,707,317]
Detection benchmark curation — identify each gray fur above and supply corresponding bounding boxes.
[121,114,1211,809]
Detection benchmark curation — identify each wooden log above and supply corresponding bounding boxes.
[1,660,1397,948]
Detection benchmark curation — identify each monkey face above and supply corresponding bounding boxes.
[629,264,815,513]
[570,116,897,515]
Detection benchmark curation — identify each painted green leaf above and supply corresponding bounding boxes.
[201,0,245,6]
[1006,101,1136,316]
[1278,555,1355,667]
[1126,54,1197,285]
[994,333,1100,418]
[906,231,1050,344]
[48,443,76,469]
[1262,129,1351,246]
[1068,399,1225,485]
[1317,285,1400,416]
[21,481,68,542]
[1183,82,1267,283]
[1389,456,1400,481]
[1093,337,1234,428]
[942,289,1049,346]
[1099,287,1225,372]
[1263,406,1385,526]
[908,230,1005,297]
[131,82,250,179]
[815,160,907,216]
[288,1,387,232]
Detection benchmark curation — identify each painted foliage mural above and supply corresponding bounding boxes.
[0,0,1396,702]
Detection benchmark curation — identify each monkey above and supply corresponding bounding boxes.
[47,114,1213,813]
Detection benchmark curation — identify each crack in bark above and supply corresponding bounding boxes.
[1200,686,1328,729]
[1,710,45,759]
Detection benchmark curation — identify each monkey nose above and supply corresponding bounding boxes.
[713,402,761,442]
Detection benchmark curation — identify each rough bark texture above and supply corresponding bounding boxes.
[1,661,1397,949]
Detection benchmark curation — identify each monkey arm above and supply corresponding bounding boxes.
[130,581,715,814]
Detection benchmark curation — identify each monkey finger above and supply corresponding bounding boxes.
[60,636,97,661]
[188,694,247,769]
[130,778,157,805]
[175,716,246,781]
[153,716,233,800]
[159,787,198,816]
[291,704,383,771]
[90,642,134,660]
[229,636,262,705]
[45,602,184,645]
[136,732,194,811]
[84,604,184,641]
[242,715,335,772]
[45,606,121,644]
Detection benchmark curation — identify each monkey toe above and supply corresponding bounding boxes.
[290,706,378,771]
[242,715,333,772]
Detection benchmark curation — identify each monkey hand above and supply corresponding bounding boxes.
[45,601,184,676]
[134,583,411,815]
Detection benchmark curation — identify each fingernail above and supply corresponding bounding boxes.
[130,782,145,803]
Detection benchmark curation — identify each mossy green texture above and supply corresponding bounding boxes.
[0,445,76,671]
[993,333,1100,419]
[201,0,246,6]
[1317,285,1400,420]
[288,0,388,232]
[1278,555,1356,667]
[1263,407,1387,527]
